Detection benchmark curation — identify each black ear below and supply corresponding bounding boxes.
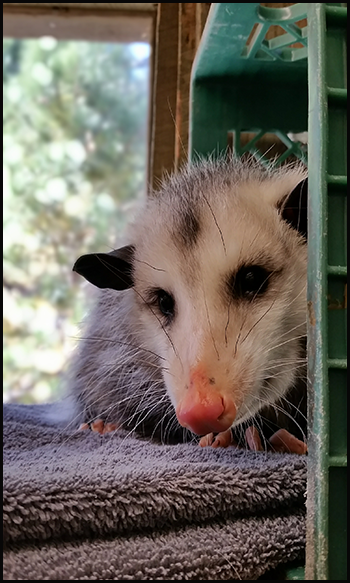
[279,177,308,239]
[72,245,135,290]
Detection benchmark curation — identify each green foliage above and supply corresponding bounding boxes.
[3,37,150,404]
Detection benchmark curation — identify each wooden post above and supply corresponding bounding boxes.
[149,3,210,189]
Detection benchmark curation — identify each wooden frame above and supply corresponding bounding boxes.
[149,3,210,187]
[3,3,156,43]
[3,2,211,191]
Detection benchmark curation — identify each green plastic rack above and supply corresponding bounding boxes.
[306,4,347,581]
[189,3,347,580]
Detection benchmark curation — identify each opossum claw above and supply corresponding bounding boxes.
[199,429,234,448]
[79,419,119,434]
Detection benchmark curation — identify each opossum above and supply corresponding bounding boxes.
[68,156,308,453]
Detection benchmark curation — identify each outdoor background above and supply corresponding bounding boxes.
[3,37,150,404]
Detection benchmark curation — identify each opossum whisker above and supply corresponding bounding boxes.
[253,417,271,453]
[266,333,306,353]
[201,191,227,255]
[203,288,220,361]
[47,417,90,450]
[289,280,307,301]
[47,396,141,453]
[234,270,278,351]
[128,387,168,422]
[154,405,178,443]
[133,258,166,272]
[156,406,174,443]
[169,411,195,445]
[266,363,306,376]
[240,299,276,346]
[278,401,307,431]
[269,319,307,343]
[234,321,244,357]
[241,404,271,452]
[231,265,273,355]
[224,299,232,347]
[79,379,166,423]
[245,227,263,256]
[268,356,306,365]
[215,548,242,580]
[279,281,307,313]
[233,304,252,357]
[265,354,306,368]
[275,390,307,422]
[254,405,286,445]
[122,393,163,422]
[120,394,170,443]
[232,252,303,355]
[251,393,307,443]
[70,335,166,361]
[96,257,181,363]
[95,254,133,289]
[98,358,171,375]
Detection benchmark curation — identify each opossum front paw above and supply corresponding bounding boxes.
[79,419,119,435]
[199,429,234,448]
[245,426,264,451]
[245,426,307,454]
[268,428,307,454]
[199,425,307,455]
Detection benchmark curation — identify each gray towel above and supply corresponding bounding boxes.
[3,403,306,580]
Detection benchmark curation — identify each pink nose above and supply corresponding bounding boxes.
[176,373,237,435]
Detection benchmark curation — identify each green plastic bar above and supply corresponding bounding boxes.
[325,5,348,25]
[305,4,330,580]
[265,29,307,50]
[285,565,305,580]
[327,87,347,105]
[244,22,269,60]
[327,358,348,369]
[327,265,347,276]
[258,3,307,23]
[327,174,347,187]
[328,455,348,467]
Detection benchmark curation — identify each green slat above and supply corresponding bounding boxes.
[325,5,348,24]
[328,455,348,467]
[306,3,347,580]
[327,87,347,105]
[327,265,347,276]
[327,174,347,188]
[327,358,347,369]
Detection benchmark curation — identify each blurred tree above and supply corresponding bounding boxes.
[3,38,150,404]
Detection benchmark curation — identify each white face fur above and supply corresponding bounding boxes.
[126,159,308,434]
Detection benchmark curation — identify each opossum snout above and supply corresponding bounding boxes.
[175,367,237,436]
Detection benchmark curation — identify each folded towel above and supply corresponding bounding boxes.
[3,403,306,580]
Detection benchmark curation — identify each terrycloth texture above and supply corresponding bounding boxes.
[3,403,307,580]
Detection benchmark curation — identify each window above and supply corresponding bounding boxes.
[3,4,153,404]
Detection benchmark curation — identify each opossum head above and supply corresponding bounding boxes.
[74,157,307,437]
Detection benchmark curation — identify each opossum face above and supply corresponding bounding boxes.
[74,158,307,436]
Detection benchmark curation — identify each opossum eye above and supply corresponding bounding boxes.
[231,265,270,300]
[156,290,175,320]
